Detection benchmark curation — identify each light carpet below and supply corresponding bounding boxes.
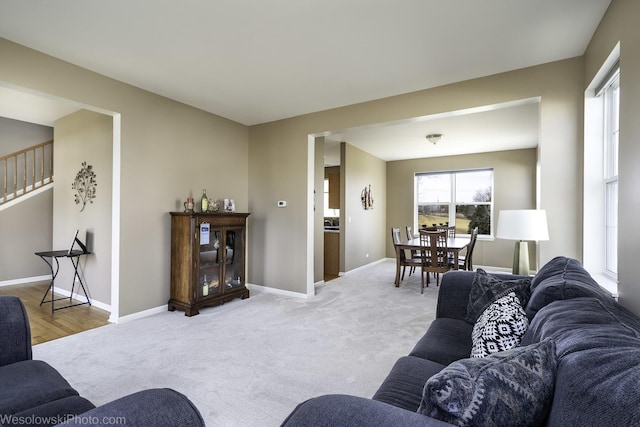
[33,259,440,426]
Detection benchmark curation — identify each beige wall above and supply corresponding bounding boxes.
[0,38,248,319]
[0,117,53,282]
[584,0,640,314]
[248,120,307,292]
[116,94,248,317]
[53,110,113,305]
[4,0,640,317]
[0,116,53,155]
[249,57,583,295]
[0,190,53,281]
[387,149,537,269]
[342,143,386,272]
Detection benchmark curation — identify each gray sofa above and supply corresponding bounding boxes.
[0,295,205,427]
[282,256,640,426]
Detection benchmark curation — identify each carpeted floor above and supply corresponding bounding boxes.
[33,258,441,426]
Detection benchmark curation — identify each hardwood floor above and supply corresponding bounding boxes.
[0,281,110,345]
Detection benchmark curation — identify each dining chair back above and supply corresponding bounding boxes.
[405,226,413,240]
[391,227,402,246]
[418,229,450,292]
[392,227,421,282]
[405,226,420,274]
[461,226,479,270]
[437,225,456,238]
[452,226,478,270]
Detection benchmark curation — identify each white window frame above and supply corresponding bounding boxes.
[414,169,494,237]
[583,45,619,296]
[602,70,620,277]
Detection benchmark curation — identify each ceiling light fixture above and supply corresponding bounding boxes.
[426,133,443,145]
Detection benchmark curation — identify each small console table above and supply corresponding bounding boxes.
[35,248,92,313]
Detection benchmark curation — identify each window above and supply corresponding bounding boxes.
[415,169,493,236]
[583,53,619,294]
[601,68,620,276]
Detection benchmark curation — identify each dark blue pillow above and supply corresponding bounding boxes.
[465,269,531,324]
[418,339,557,427]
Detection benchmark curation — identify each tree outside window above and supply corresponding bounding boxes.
[416,170,493,235]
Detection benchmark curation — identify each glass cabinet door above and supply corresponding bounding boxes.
[198,224,222,298]
[224,227,245,289]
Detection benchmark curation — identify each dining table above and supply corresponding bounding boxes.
[394,236,471,286]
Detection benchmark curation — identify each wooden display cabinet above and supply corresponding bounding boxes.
[169,212,250,316]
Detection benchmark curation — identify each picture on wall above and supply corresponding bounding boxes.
[72,161,97,212]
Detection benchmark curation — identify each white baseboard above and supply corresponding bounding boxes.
[247,259,388,298]
[341,258,388,276]
[111,304,167,324]
[247,283,309,299]
[111,284,308,324]
[51,285,112,314]
[0,275,51,287]
[113,284,310,323]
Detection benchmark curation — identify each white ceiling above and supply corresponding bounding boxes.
[323,99,541,165]
[0,85,80,126]
[0,0,610,159]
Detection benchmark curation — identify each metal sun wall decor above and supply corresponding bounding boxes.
[72,161,97,212]
[361,184,374,210]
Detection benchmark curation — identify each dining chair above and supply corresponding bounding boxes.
[405,225,413,240]
[391,227,421,282]
[437,224,456,238]
[435,224,456,262]
[456,226,478,270]
[419,229,450,293]
[405,226,420,275]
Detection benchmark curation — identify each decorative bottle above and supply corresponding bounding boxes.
[201,189,209,212]
[202,274,209,296]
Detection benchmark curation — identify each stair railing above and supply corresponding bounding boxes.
[1,140,53,205]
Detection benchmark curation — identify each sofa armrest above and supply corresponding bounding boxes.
[0,296,32,367]
[281,394,454,427]
[435,271,476,320]
[57,389,205,427]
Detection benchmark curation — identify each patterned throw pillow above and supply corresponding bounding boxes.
[465,269,531,324]
[418,339,557,427]
[471,292,529,358]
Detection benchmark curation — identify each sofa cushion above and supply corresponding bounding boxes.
[471,292,529,358]
[282,394,455,427]
[10,396,95,427]
[409,318,473,366]
[60,389,206,427]
[372,356,446,412]
[0,360,80,415]
[526,256,612,319]
[418,339,557,427]
[465,269,531,324]
[520,297,640,426]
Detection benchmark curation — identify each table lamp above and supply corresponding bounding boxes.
[496,210,549,275]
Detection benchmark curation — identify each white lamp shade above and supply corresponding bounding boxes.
[496,210,549,241]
